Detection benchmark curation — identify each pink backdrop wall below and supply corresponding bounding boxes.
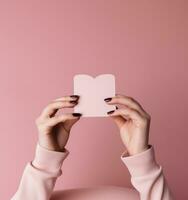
[0,1,187,199]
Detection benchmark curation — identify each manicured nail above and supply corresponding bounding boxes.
[72,113,82,117]
[104,97,112,102]
[70,95,79,99]
[107,110,115,115]
[70,100,78,104]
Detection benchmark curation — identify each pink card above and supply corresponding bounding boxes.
[74,74,116,117]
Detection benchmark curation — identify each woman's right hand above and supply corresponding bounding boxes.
[35,95,81,152]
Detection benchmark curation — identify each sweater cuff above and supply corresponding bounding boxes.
[32,143,69,172]
[120,146,159,177]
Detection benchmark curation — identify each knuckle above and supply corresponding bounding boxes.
[141,115,150,124]
[140,117,148,125]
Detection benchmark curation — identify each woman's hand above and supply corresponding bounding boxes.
[35,95,81,152]
[104,94,151,156]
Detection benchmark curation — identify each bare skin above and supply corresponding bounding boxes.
[36,94,150,156]
[105,94,150,156]
[35,95,81,152]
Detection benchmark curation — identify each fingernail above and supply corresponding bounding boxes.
[72,113,82,117]
[116,106,118,110]
[107,110,115,115]
[70,100,78,104]
[70,95,79,99]
[104,97,112,102]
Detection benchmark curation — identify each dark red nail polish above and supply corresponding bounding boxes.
[107,110,115,115]
[70,100,78,104]
[104,98,112,102]
[72,113,82,117]
[70,95,79,99]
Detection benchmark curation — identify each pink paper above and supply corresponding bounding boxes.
[74,74,116,117]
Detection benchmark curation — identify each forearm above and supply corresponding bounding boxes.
[121,146,174,200]
[11,144,69,200]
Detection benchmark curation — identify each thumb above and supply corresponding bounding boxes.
[64,117,80,132]
[108,106,125,129]
[110,115,125,129]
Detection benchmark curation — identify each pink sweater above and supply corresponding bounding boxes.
[11,144,173,200]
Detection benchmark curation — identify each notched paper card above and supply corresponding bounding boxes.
[74,74,116,117]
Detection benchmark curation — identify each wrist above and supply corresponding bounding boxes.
[32,143,69,172]
[121,145,158,177]
[128,145,150,156]
[38,140,64,152]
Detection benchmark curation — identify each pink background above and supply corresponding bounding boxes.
[0,1,187,199]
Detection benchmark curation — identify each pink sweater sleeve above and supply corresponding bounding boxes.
[11,143,69,200]
[121,146,174,200]
[11,144,173,200]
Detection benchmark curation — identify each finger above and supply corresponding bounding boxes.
[105,94,147,117]
[109,105,126,128]
[41,100,79,118]
[63,118,80,132]
[54,95,79,102]
[47,95,80,117]
[107,107,142,121]
[47,113,82,127]
[110,115,125,129]
[50,100,80,118]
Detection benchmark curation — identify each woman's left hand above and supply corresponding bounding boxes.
[104,94,151,156]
